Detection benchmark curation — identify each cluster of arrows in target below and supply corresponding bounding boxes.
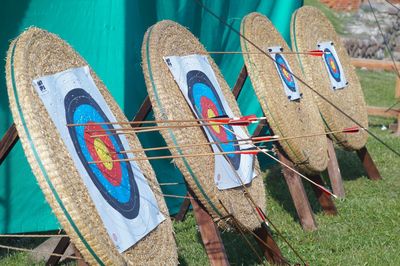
[67,115,362,199]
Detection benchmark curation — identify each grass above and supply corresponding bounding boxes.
[357,69,398,107]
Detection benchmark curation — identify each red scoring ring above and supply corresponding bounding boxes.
[84,122,122,186]
[200,96,228,141]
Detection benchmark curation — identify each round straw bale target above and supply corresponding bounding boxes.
[240,12,328,174]
[291,6,368,150]
[142,20,266,231]
[6,27,177,265]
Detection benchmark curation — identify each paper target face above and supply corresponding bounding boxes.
[275,54,297,92]
[318,41,348,90]
[163,55,255,190]
[32,66,164,253]
[187,70,241,170]
[268,46,301,101]
[323,48,341,82]
[65,88,140,219]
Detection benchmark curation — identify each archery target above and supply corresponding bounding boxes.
[318,41,348,90]
[65,88,140,219]
[268,46,301,101]
[163,54,255,190]
[32,66,164,252]
[187,70,241,170]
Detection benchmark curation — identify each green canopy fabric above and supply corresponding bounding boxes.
[0,0,303,233]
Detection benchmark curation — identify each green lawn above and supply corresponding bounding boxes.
[357,69,398,107]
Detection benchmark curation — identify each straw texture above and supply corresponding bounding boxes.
[291,6,368,150]
[6,27,177,265]
[240,12,328,174]
[142,20,266,231]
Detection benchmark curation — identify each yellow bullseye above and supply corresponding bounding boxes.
[329,59,337,72]
[94,138,113,170]
[207,108,221,133]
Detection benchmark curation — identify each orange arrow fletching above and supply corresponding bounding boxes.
[252,135,279,141]
[343,126,360,133]
[241,114,258,122]
[208,118,230,123]
[238,149,260,155]
[308,50,324,57]
[228,119,251,126]
[255,206,266,220]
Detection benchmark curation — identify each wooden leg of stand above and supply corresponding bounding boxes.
[309,175,337,216]
[232,65,247,98]
[46,237,70,266]
[253,226,285,265]
[190,195,229,266]
[276,151,317,231]
[131,96,152,127]
[326,138,345,198]
[356,146,382,180]
[0,124,19,165]
[394,111,400,136]
[173,194,191,221]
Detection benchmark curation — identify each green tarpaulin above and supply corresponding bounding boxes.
[0,0,303,233]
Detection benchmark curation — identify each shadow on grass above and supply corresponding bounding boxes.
[333,148,367,181]
[263,146,368,224]
[193,229,264,265]
[178,254,189,266]
[263,165,322,223]
[0,237,45,260]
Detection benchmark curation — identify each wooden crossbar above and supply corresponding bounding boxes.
[351,58,400,135]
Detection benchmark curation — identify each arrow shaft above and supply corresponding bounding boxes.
[89,149,267,164]
[67,115,266,127]
[87,121,251,134]
[251,127,362,145]
[119,137,255,154]
[207,51,327,56]
[220,125,337,198]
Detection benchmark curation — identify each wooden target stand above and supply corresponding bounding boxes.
[0,66,381,265]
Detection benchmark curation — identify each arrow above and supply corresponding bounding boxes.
[89,148,269,164]
[251,126,363,145]
[219,124,338,199]
[307,49,325,57]
[207,50,328,57]
[89,122,252,137]
[88,116,266,137]
[342,126,361,133]
[108,126,361,155]
[67,114,266,128]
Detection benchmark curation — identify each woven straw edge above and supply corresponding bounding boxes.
[6,27,177,266]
